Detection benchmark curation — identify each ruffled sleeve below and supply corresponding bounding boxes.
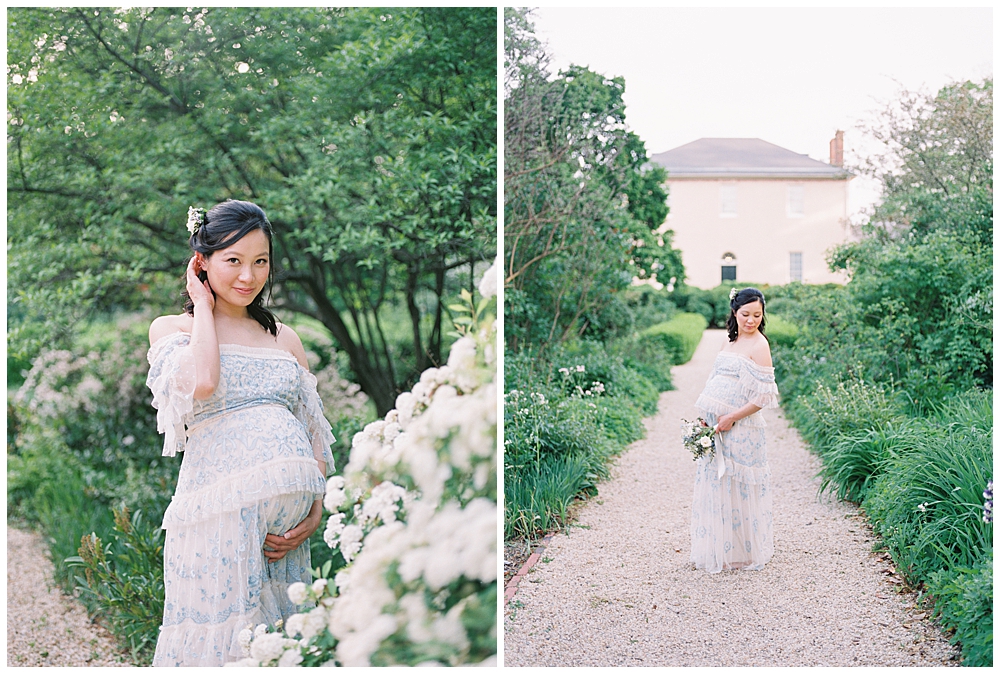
[294,367,336,475]
[146,332,197,457]
[737,358,780,409]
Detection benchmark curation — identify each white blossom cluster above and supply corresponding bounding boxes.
[231,257,498,667]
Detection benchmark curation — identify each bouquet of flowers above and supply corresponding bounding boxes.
[681,417,716,460]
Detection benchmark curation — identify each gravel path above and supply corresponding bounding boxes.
[7,527,133,667]
[503,329,960,666]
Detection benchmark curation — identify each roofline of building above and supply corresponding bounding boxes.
[664,170,854,180]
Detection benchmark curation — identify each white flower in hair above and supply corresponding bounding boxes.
[186,206,206,235]
[729,288,738,301]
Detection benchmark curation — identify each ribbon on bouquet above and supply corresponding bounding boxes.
[713,424,726,480]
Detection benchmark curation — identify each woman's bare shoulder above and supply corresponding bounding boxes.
[149,314,192,345]
[275,322,309,370]
[752,334,773,367]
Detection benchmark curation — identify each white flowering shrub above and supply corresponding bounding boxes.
[232,258,498,667]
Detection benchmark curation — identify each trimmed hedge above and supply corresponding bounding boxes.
[639,312,708,366]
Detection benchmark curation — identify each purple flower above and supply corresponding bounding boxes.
[983,479,993,524]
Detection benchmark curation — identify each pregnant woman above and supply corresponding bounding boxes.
[146,200,335,665]
[690,287,779,573]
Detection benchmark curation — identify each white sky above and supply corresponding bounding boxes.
[529,6,993,218]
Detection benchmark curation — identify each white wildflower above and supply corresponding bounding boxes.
[237,626,254,655]
[477,256,497,299]
[362,482,406,524]
[339,525,364,562]
[285,613,306,637]
[324,476,347,512]
[287,582,309,605]
[311,578,329,596]
[335,570,350,591]
[323,512,346,547]
[250,632,288,665]
[277,648,303,667]
[301,606,328,640]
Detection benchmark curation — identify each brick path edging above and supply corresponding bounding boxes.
[504,533,556,604]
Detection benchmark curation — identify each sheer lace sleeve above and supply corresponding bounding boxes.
[146,332,197,457]
[294,366,336,475]
[737,358,780,409]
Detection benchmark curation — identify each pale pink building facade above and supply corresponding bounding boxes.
[650,135,852,289]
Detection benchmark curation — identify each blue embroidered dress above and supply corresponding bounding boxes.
[691,350,779,573]
[146,333,335,666]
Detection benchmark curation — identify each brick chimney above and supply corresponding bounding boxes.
[829,130,844,167]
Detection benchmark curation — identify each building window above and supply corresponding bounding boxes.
[790,252,803,282]
[721,265,736,282]
[720,183,737,217]
[787,185,804,217]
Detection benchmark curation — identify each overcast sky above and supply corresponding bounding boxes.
[529,6,993,217]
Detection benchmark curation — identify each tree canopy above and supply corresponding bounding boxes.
[8,7,497,413]
[825,78,992,397]
[503,8,682,350]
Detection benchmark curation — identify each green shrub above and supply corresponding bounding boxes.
[794,377,902,452]
[624,285,678,331]
[639,312,707,366]
[66,507,165,665]
[765,314,799,348]
[504,337,664,542]
[614,336,674,392]
[926,553,993,667]
[595,396,644,446]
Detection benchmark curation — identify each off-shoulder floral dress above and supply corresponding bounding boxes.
[691,350,779,573]
[146,332,335,666]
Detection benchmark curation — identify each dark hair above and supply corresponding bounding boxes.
[182,200,278,336]
[726,287,767,342]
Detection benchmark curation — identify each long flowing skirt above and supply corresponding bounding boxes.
[690,411,774,573]
[152,492,315,666]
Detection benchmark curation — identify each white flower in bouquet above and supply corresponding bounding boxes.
[699,436,712,449]
[287,581,309,605]
[311,578,329,596]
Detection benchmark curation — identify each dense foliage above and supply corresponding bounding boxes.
[502,9,686,542]
[8,6,497,413]
[503,8,683,350]
[771,79,992,665]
